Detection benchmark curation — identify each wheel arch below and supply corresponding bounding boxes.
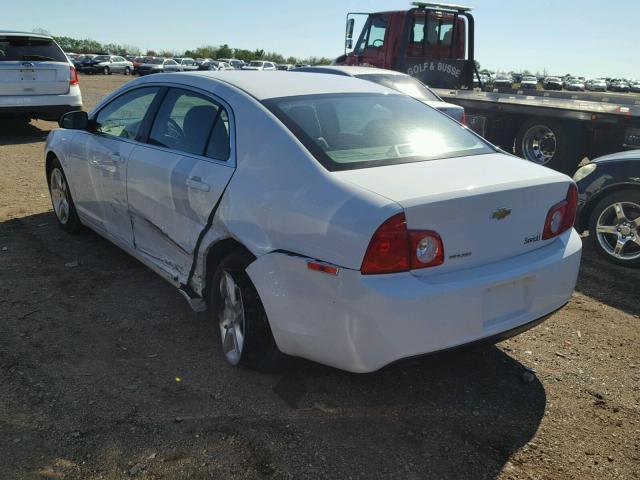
[578,183,640,231]
[202,237,255,298]
[45,150,59,179]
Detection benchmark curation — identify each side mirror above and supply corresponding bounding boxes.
[59,110,88,130]
[346,18,355,39]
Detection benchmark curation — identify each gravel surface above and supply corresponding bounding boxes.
[0,75,638,479]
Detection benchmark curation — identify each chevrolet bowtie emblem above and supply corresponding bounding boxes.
[492,207,512,220]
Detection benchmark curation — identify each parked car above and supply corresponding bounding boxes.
[574,151,640,267]
[0,31,82,121]
[197,60,218,71]
[73,54,96,72]
[520,76,538,90]
[80,55,133,75]
[217,58,244,69]
[243,60,277,71]
[586,78,607,92]
[492,75,513,88]
[45,71,581,372]
[172,57,198,71]
[543,77,563,91]
[630,81,640,93]
[136,58,181,75]
[131,56,152,75]
[294,64,311,68]
[293,66,465,123]
[608,79,630,93]
[277,64,294,71]
[565,78,585,91]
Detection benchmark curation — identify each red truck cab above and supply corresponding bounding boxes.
[335,2,475,89]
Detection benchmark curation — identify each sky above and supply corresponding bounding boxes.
[4,0,639,78]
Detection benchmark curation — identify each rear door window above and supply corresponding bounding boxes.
[148,88,230,160]
[0,35,67,62]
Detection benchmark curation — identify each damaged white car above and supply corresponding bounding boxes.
[45,71,582,373]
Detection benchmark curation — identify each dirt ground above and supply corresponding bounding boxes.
[0,75,638,480]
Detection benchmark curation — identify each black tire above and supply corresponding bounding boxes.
[209,252,287,371]
[104,66,111,75]
[515,119,583,174]
[124,66,130,76]
[47,158,82,233]
[588,189,640,268]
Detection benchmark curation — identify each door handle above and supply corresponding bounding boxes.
[186,176,210,192]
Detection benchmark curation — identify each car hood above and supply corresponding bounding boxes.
[592,150,640,164]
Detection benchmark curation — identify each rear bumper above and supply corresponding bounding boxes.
[0,104,80,120]
[0,86,82,120]
[247,229,582,373]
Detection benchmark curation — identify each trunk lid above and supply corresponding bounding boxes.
[0,61,70,95]
[333,153,573,275]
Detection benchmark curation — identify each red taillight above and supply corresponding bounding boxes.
[361,213,444,275]
[70,66,79,86]
[460,111,467,125]
[542,184,578,240]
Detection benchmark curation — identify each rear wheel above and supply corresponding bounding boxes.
[124,66,130,75]
[209,252,287,371]
[588,190,640,268]
[47,158,82,233]
[103,66,111,75]
[515,119,582,174]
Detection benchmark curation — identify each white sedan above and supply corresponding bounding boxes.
[45,71,582,373]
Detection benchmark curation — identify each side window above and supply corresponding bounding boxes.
[426,14,454,46]
[411,17,425,44]
[149,88,230,160]
[354,15,388,54]
[94,87,159,139]
[366,15,387,48]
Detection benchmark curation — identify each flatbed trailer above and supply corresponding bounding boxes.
[433,87,640,172]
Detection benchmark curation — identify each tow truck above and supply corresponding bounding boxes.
[333,2,640,173]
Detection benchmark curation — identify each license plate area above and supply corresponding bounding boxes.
[20,69,36,81]
[482,276,533,328]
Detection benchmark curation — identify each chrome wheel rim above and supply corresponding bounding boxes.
[522,125,556,165]
[218,271,245,365]
[50,168,70,224]
[596,201,640,261]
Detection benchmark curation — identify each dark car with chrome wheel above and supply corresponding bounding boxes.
[574,151,640,267]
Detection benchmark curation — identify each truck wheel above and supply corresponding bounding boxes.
[515,119,582,174]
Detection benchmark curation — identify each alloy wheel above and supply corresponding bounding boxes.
[218,271,245,365]
[595,201,640,261]
[50,168,70,224]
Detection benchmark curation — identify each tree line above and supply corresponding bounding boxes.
[51,35,332,65]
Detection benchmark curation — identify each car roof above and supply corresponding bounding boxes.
[0,30,52,39]
[159,71,398,100]
[294,65,407,77]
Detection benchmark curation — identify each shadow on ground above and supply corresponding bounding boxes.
[0,119,52,146]
[0,212,546,479]
[575,234,640,317]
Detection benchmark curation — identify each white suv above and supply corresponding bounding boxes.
[0,31,82,121]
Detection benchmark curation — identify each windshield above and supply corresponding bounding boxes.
[264,93,493,171]
[356,74,441,102]
[93,55,109,62]
[249,61,264,67]
[0,35,67,62]
[146,58,164,64]
[523,76,537,81]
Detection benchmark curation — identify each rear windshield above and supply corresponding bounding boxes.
[356,74,441,102]
[249,61,264,67]
[264,93,493,171]
[0,36,67,62]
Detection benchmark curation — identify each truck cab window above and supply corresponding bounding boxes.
[355,15,388,53]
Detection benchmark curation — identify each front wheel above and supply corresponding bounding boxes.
[209,252,287,371]
[515,119,582,174]
[124,66,130,75]
[47,159,82,233]
[588,190,640,268]
[104,66,111,75]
